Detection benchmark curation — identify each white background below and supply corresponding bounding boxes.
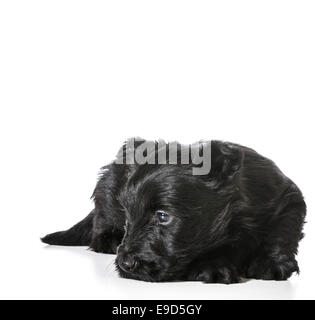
[0,1,314,299]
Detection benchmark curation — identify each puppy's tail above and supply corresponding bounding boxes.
[41,210,94,246]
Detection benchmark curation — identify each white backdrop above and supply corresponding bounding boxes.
[0,1,314,299]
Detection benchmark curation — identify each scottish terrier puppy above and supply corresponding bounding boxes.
[42,139,306,283]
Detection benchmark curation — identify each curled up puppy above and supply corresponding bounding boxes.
[41,138,306,284]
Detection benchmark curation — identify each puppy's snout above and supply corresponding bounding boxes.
[118,252,137,273]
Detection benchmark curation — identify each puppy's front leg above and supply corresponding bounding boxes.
[90,230,123,254]
[186,257,240,284]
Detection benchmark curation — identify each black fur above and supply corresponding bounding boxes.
[41,139,306,283]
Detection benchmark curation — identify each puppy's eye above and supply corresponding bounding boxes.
[156,210,171,225]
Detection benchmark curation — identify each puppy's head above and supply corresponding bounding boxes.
[115,164,227,282]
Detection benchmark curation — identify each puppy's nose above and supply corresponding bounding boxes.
[118,254,137,272]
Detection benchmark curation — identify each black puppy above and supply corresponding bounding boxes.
[41,139,306,283]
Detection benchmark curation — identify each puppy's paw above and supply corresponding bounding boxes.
[189,265,240,284]
[246,256,299,280]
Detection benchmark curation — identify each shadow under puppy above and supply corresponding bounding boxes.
[41,139,306,283]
